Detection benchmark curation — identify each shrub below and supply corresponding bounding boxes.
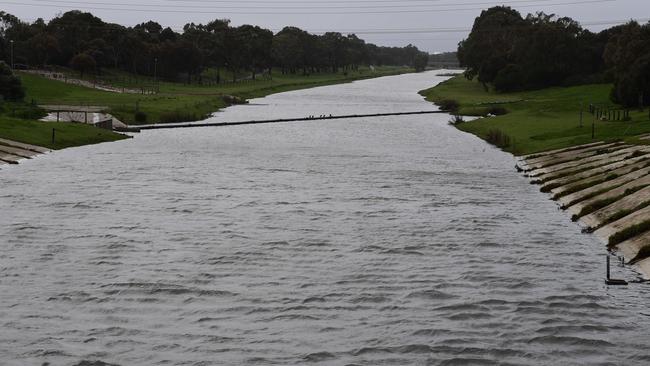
[448,114,465,125]
[222,95,248,105]
[487,106,508,116]
[485,129,512,148]
[437,99,459,112]
[0,61,25,101]
[134,111,148,123]
[159,110,198,123]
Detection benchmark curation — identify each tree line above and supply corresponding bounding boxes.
[457,6,650,107]
[0,10,430,85]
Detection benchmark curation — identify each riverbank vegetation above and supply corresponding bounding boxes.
[0,61,127,149]
[421,6,650,155]
[420,75,650,155]
[0,116,128,150]
[0,10,429,84]
[0,10,427,125]
[20,65,412,124]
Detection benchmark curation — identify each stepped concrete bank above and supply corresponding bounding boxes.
[517,141,650,279]
[0,138,50,165]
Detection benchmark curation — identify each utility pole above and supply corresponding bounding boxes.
[10,40,14,69]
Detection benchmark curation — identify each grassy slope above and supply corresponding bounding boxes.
[420,76,650,156]
[21,66,413,125]
[0,116,128,150]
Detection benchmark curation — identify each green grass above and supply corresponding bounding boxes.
[420,76,650,155]
[608,219,650,247]
[573,185,650,220]
[630,244,650,264]
[20,66,413,125]
[598,200,650,228]
[0,115,128,150]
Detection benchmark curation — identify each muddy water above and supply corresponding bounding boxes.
[2,71,650,366]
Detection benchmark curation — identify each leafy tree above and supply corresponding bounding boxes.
[458,6,526,87]
[458,6,611,92]
[0,10,431,84]
[605,21,650,107]
[70,52,96,78]
[28,32,59,66]
[0,61,24,100]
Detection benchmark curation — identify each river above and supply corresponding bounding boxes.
[1,71,650,365]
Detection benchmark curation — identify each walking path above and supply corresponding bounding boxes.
[22,70,153,94]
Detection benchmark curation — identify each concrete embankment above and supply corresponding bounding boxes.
[517,141,650,279]
[0,139,50,165]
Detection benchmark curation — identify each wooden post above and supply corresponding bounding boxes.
[580,110,583,127]
[85,111,88,123]
[51,128,55,144]
[607,256,610,280]
[592,114,596,139]
[56,111,60,122]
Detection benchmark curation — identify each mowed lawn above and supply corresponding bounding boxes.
[0,116,128,150]
[420,76,650,155]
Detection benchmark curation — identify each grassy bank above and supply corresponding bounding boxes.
[21,66,413,125]
[0,114,128,150]
[420,76,650,155]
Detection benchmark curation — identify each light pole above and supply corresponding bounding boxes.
[10,40,14,70]
[154,57,158,93]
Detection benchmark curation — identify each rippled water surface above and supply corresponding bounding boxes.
[2,71,650,366]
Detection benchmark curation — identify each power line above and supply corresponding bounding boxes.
[2,0,615,15]
[15,0,591,10]
[12,15,646,35]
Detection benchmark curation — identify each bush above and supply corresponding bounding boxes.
[159,110,198,123]
[485,129,512,148]
[448,114,465,125]
[487,106,508,116]
[0,61,25,101]
[222,95,248,105]
[134,111,148,123]
[437,99,459,112]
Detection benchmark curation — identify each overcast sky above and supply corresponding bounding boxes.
[2,0,649,52]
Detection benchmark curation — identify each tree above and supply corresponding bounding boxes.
[28,32,60,66]
[457,6,610,92]
[0,61,24,100]
[70,52,96,78]
[413,52,429,72]
[605,21,650,107]
[458,6,526,86]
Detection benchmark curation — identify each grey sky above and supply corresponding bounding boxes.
[2,0,649,52]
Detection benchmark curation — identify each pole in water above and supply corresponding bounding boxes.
[605,255,628,286]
